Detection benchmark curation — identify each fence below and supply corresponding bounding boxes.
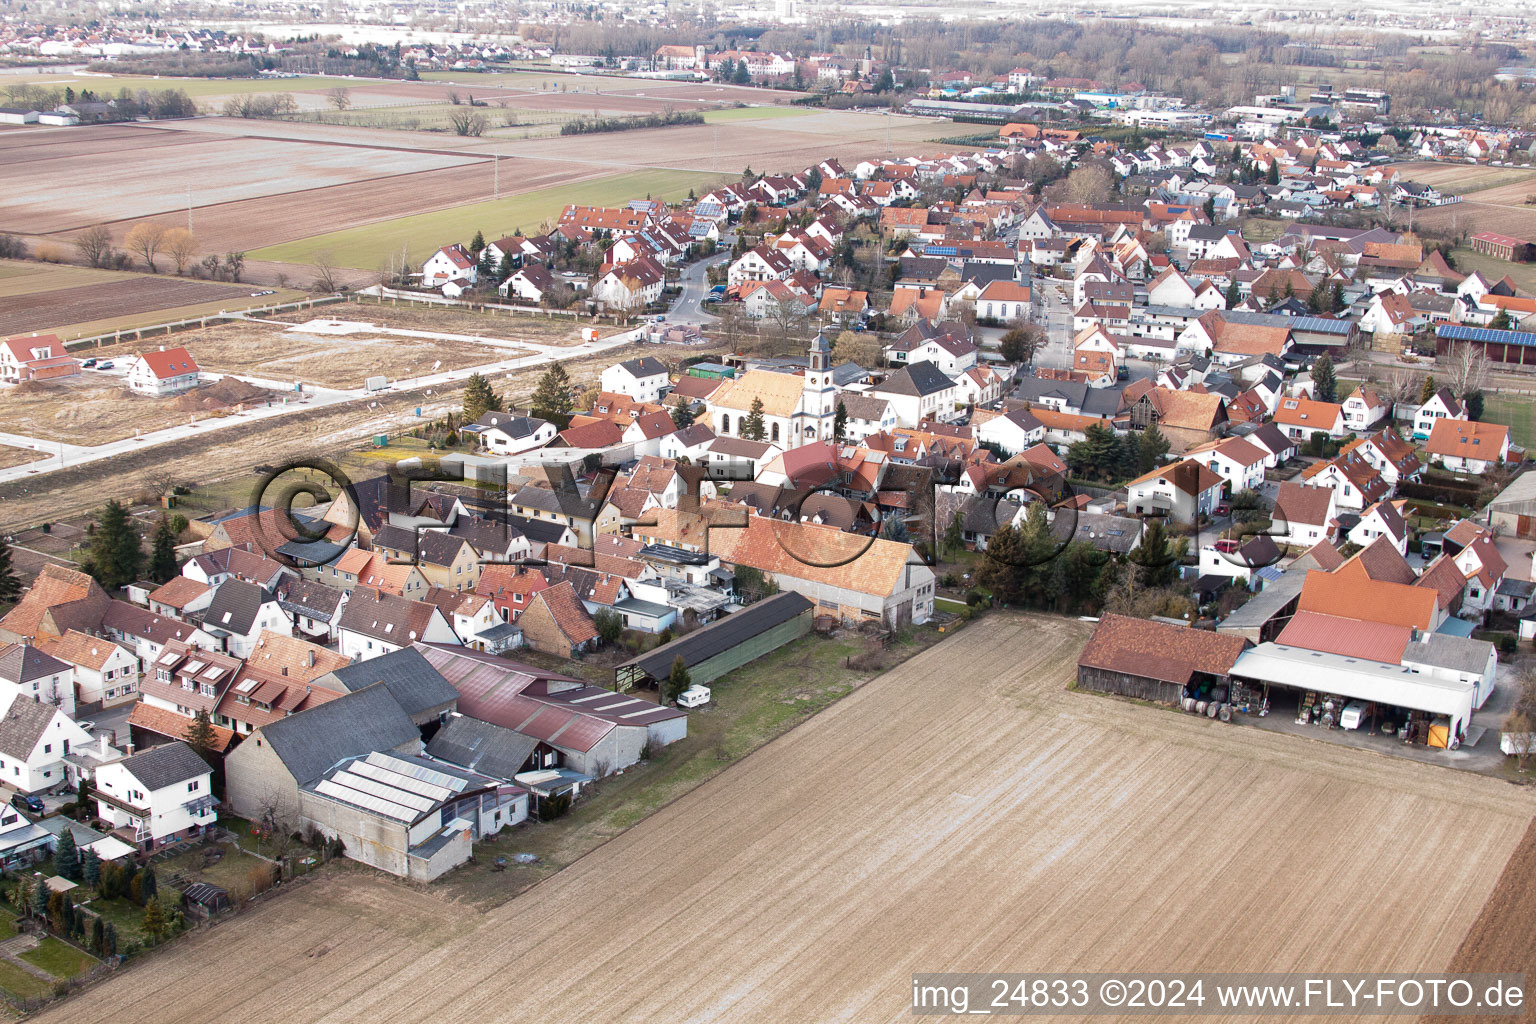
[362,286,635,326]
[60,295,346,353]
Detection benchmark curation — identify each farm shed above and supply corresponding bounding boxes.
[614,592,814,691]
[1077,614,1249,705]
[1434,324,1536,366]
[1484,470,1536,538]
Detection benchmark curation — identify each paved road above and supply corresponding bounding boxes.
[0,316,641,486]
[669,250,730,325]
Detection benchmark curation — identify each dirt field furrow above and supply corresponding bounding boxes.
[39,614,1536,1024]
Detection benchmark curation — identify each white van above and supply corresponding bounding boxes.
[676,685,711,708]
[1339,701,1369,731]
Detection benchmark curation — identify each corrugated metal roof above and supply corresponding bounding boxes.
[1274,610,1411,664]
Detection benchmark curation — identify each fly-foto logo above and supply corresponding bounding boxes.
[242,453,1282,580]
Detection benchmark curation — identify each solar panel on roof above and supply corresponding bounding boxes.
[1436,324,1536,346]
[351,758,457,800]
[332,771,439,813]
[366,752,467,793]
[313,779,416,822]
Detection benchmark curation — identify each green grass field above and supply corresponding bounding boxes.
[0,960,50,1001]
[251,167,729,269]
[19,938,96,981]
[700,105,812,124]
[1481,392,1536,450]
[1449,247,1536,295]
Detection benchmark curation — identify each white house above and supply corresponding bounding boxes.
[422,244,478,289]
[92,742,216,852]
[867,361,963,428]
[600,356,670,404]
[0,645,76,718]
[467,412,556,456]
[1347,500,1408,555]
[1425,419,1510,475]
[201,580,292,660]
[1412,388,1466,439]
[1186,436,1267,495]
[976,408,1045,455]
[1270,481,1338,548]
[1071,325,1121,388]
[1125,459,1223,525]
[336,588,460,661]
[1341,385,1390,432]
[728,246,793,288]
[0,692,93,795]
[38,630,138,709]
[125,347,199,396]
[974,280,1033,323]
[591,257,665,311]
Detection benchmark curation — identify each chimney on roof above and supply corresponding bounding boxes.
[100,733,110,756]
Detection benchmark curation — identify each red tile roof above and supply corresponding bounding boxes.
[1077,614,1248,685]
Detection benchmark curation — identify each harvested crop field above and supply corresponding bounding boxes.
[1389,161,1536,195]
[45,614,1536,1024]
[0,260,299,340]
[1422,816,1536,1024]
[84,157,603,257]
[88,320,527,390]
[1,126,480,234]
[0,274,257,338]
[252,167,728,268]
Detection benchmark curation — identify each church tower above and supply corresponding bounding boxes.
[798,332,836,441]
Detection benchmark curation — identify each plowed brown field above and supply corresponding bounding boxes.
[42,615,1536,1024]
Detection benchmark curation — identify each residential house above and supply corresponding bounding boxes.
[37,630,137,709]
[1426,420,1510,475]
[1274,395,1347,441]
[0,335,78,383]
[92,742,215,852]
[124,347,199,396]
[465,412,556,456]
[1125,459,1224,525]
[0,693,94,794]
[1411,388,1467,440]
[337,587,460,661]
[1271,481,1338,548]
[516,581,599,658]
[0,645,75,717]
[1341,386,1390,432]
[199,580,291,659]
[600,357,670,403]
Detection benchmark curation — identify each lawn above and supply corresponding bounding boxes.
[0,907,14,941]
[1448,247,1536,295]
[251,168,729,269]
[156,841,276,893]
[79,897,148,948]
[419,70,557,86]
[1482,392,1536,449]
[18,937,96,981]
[0,960,49,1001]
[700,105,813,123]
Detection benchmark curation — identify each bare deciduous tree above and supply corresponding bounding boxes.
[125,222,166,272]
[1443,341,1491,398]
[326,86,352,111]
[162,227,197,274]
[74,224,115,268]
[449,109,487,136]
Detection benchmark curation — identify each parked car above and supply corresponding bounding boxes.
[75,720,96,735]
[95,360,114,370]
[1215,502,1230,517]
[81,357,97,368]
[9,793,44,816]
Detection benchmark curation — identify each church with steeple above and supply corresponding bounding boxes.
[706,333,843,447]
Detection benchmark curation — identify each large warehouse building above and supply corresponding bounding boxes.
[615,592,813,691]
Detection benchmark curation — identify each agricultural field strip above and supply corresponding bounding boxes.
[40,616,1535,1024]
